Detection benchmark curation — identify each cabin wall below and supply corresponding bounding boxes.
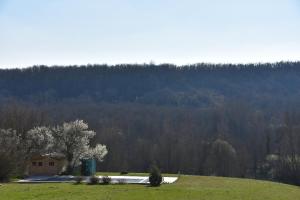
[29,157,67,176]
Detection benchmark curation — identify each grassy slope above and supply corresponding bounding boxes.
[0,175,299,200]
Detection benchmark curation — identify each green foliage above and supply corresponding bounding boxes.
[149,165,163,187]
[0,129,20,182]
[89,176,99,185]
[100,176,111,185]
[74,176,84,184]
[0,155,14,182]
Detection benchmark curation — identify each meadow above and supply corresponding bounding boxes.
[0,174,299,200]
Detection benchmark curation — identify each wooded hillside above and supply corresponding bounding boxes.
[1,62,300,185]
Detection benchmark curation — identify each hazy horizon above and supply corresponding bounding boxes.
[1,0,300,68]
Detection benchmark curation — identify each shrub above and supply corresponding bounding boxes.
[89,176,99,185]
[120,171,128,175]
[149,165,162,187]
[0,155,15,182]
[100,176,111,185]
[74,176,84,184]
[60,171,69,176]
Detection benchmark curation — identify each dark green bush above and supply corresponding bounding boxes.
[74,176,84,184]
[89,176,99,185]
[149,165,162,187]
[100,176,111,185]
[0,155,15,182]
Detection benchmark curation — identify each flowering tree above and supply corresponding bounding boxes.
[1,120,108,177]
[52,120,108,174]
[84,144,108,161]
[25,126,54,155]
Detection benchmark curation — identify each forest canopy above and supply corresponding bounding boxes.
[0,62,300,110]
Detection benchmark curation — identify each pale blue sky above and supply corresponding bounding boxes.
[1,0,300,68]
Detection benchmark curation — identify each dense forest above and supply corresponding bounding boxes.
[1,62,300,185]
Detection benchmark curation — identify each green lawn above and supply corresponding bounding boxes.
[0,175,299,200]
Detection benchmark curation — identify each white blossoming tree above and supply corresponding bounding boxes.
[1,120,108,178]
[25,126,54,155]
[52,120,108,174]
[85,144,108,161]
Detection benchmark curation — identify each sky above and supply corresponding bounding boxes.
[0,0,300,68]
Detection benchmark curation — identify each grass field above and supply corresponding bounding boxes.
[0,174,299,200]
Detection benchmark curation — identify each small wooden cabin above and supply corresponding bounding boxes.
[28,153,67,176]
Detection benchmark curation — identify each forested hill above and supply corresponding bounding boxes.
[1,62,300,185]
[1,62,300,110]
